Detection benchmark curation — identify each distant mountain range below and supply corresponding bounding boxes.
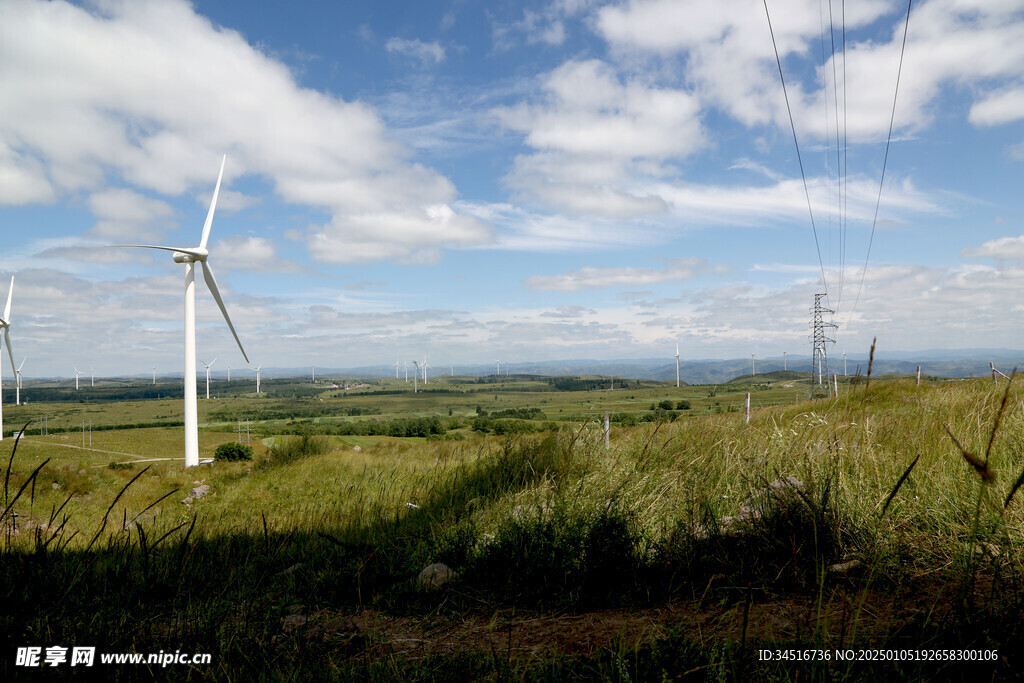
[242,349,1024,385]
[26,349,1024,385]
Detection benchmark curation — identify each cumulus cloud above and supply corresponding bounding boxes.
[0,0,481,264]
[86,188,176,242]
[385,37,446,64]
[962,235,1024,261]
[595,0,1024,141]
[495,59,703,218]
[524,257,720,291]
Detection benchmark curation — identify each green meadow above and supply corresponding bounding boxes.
[1,371,1022,680]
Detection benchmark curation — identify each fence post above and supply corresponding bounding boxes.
[604,412,610,449]
[916,365,921,386]
[745,393,750,424]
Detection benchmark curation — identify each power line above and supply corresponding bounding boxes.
[763,0,829,296]
[848,0,913,322]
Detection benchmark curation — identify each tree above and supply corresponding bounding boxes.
[215,442,253,461]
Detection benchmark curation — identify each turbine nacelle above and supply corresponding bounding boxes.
[173,248,209,263]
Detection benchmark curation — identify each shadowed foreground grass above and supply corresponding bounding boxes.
[2,378,1024,680]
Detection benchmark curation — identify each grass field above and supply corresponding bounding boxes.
[2,372,1022,680]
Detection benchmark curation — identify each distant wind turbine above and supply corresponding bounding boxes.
[403,361,409,382]
[0,278,16,440]
[674,343,680,388]
[450,360,454,376]
[422,356,431,384]
[73,367,82,391]
[394,359,401,379]
[311,365,315,382]
[16,357,26,406]
[253,364,262,394]
[410,359,419,393]
[91,368,95,387]
[152,367,156,385]
[201,358,217,399]
[495,359,501,376]
[115,155,249,467]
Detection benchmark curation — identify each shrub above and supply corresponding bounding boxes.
[215,442,254,461]
[676,400,691,410]
[264,434,331,466]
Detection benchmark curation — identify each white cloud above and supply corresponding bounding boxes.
[523,257,720,291]
[969,86,1024,126]
[495,59,704,218]
[595,0,1024,141]
[385,37,446,64]
[86,188,176,242]
[962,235,1024,261]
[0,0,479,264]
[213,235,303,272]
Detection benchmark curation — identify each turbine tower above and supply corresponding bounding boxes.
[201,357,217,399]
[311,365,315,383]
[91,368,95,387]
[674,343,680,388]
[495,359,500,376]
[253,364,262,394]
[15,357,26,406]
[73,367,82,391]
[117,156,249,467]
[394,359,401,379]
[0,278,16,440]
[410,359,419,393]
[152,367,156,385]
[422,356,431,384]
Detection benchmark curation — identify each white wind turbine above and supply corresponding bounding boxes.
[422,356,431,384]
[201,357,217,399]
[403,361,409,382]
[674,343,680,388]
[450,360,454,376]
[117,155,249,467]
[253,364,262,394]
[495,359,501,376]
[16,357,26,406]
[152,367,156,385]
[91,368,95,387]
[394,359,401,379]
[0,278,16,440]
[73,367,82,391]
[410,359,419,393]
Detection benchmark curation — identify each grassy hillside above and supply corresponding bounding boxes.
[1,377,1022,679]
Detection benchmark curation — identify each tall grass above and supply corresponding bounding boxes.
[1,378,1022,679]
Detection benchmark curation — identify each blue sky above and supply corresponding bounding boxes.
[1,0,1022,378]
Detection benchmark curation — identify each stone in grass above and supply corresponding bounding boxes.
[702,477,808,538]
[190,484,210,499]
[418,562,457,591]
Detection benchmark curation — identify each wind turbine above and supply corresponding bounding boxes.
[450,360,454,376]
[394,359,401,379]
[253,364,262,394]
[674,343,680,388]
[0,278,15,440]
[422,356,431,384]
[116,155,249,467]
[751,353,756,376]
[152,367,156,385]
[16,357,26,406]
[227,364,231,381]
[783,351,787,371]
[73,367,82,391]
[311,365,315,383]
[91,368,94,387]
[201,357,217,399]
[403,361,409,382]
[410,359,419,393]
[495,359,501,377]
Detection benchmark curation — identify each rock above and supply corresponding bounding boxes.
[827,558,863,576]
[418,562,456,590]
[190,484,210,498]
[275,562,303,577]
[51,482,61,490]
[352,445,362,452]
[736,477,807,522]
[280,614,308,633]
[974,542,1000,558]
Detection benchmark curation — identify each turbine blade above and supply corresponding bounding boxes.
[3,276,12,322]
[18,357,26,371]
[200,261,249,363]
[4,330,14,373]
[200,155,227,249]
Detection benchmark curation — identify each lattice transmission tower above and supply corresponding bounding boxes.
[809,293,837,397]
